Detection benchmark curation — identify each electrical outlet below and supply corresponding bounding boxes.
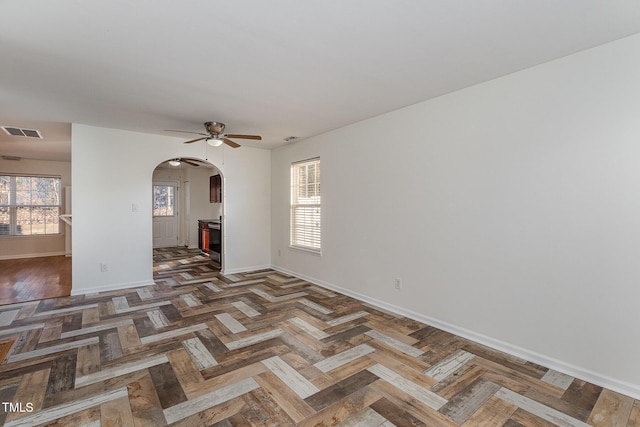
[100,263,108,272]
[278,249,281,256]
[394,278,402,290]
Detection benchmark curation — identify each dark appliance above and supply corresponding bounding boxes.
[208,221,221,263]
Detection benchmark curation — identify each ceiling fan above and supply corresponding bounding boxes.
[165,121,261,148]
[164,158,208,167]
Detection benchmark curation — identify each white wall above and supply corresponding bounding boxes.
[271,33,640,397]
[72,125,271,294]
[0,158,71,259]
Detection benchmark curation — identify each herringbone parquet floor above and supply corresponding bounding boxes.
[0,247,637,426]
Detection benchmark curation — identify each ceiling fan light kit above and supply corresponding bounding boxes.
[164,158,209,167]
[165,121,262,148]
[207,138,224,147]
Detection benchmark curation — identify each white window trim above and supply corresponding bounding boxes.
[0,174,62,236]
[290,157,321,254]
[152,182,178,218]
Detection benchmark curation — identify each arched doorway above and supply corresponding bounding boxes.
[151,157,224,272]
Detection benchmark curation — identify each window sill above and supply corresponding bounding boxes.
[289,245,322,256]
[0,233,63,239]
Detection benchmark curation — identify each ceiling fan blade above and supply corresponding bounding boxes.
[225,134,262,140]
[184,137,207,144]
[180,159,201,167]
[165,129,209,136]
[222,138,241,148]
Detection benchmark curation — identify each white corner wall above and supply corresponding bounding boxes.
[72,125,270,294]
[271,34,640,397]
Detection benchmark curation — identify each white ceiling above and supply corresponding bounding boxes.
[2,1,640,161]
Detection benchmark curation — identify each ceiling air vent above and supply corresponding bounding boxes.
[1,126,43,139]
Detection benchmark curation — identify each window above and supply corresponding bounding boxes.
[0,175,62,236]
[290,158,321,252]
[153,184,175,217]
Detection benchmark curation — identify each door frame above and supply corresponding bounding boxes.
[152,180,180,248]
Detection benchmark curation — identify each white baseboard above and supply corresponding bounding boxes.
[271,264,640,400]
[0,251,66,260]
[71,280,154,296]
[70,263,271,295]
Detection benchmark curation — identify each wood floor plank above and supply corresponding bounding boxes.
[241,387,297,426]
[524,384,600,423]
[254,370,316,423]
[474,356,566,399]
[369,378,458,426]
[117,323,142,351]
[298,385,382,427]
[497,387,591,427]
[99,332,123,363]
[44,353,76,396]
[627,400,640,427]
[305,369,379,412]
[461,395,518,426]
[31,406,101,427]
[368,363,447,410]
[320,353,377,391]
[313,343,375,373]
[367,344,435,387]
[430,362,486,400]
[0,384,19,426]
[425,349,476,381]
[169,396,246,427]
[262,355,319,398]
[39,322,63,343]
[100,395,135,427]
[167,347,204,397]
[0,339,14,362]
[587,388,635,427]
[126,374,167,427]
[562,379,603,421]
[438,378,501,424]
[163,377,259,424]
[370,397,426,427]
[182,336,218,370]
[5,368,50,421]
[3,386,128,427]
[189,361,269,399]
[148,361,188,409]
[510,408,559,427]
[76,352,169,388]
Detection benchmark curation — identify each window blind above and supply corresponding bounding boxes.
[290,158,321,252]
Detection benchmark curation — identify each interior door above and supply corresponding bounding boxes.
[153,181,178,248]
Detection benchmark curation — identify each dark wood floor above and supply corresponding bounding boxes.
[0,256,72,306]
[0,247,637,426]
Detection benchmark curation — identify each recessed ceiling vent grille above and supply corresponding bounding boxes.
[1,126,43,139]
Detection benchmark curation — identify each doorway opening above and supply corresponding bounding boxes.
[152,157,224,274]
